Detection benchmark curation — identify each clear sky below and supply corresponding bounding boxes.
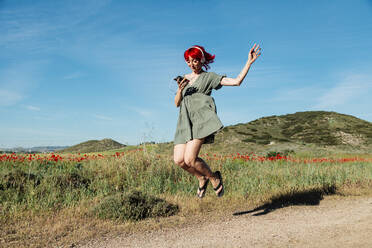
[1,0,372,148]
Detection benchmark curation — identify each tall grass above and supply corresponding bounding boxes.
[1,150,372,247]
[1,150,372,219]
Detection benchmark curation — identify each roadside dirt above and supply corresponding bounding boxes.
[80,196,372,248]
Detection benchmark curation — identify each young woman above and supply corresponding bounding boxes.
[173,44,261,198]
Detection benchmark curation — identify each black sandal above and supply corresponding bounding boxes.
[213,171,224,198]
[197,178,209,198]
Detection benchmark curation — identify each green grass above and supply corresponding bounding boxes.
[1,150,372,216]
[1,149,372,247]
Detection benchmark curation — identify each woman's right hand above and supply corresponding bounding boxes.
[175,77,189,107]
[177,77,189,92]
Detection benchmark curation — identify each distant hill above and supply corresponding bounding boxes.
[60,138,126,153]
[211,111,372,151]
[30,146,69,152]
[0,146,69,153]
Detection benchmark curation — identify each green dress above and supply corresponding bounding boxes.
[174,71,225,144]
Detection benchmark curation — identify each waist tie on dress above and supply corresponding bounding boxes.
[184,87,211,97]
[184,87,198,97]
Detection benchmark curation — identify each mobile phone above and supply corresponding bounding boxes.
[174,76,184,83]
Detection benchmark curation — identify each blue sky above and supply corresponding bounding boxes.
[1,0,372,148]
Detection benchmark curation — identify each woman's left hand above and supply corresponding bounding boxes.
[248,43,261,64]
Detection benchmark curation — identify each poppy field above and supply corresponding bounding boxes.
[2,149,372,164]
[1,148,372,210]
[1,148,372,247]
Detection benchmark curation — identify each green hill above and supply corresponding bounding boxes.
[59,111,372,155]
[149,111,372,156]
[60,138,126,153]
[212,111,372,150]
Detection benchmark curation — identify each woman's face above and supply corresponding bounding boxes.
[186,56,202,74]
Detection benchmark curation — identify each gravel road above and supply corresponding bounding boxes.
[81,196,372,248]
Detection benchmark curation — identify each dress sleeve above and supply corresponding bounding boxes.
[208,72,225,90]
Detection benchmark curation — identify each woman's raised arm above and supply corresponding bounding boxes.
[220,44,261,86]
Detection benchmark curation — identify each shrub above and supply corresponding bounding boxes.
[256,140,270,145]
[266,151,281,158]
[266,149,295,158]
[236,131,250,136]
[242,138,256,143]
[53,171,90,189]
[0,169,41,192]
[91,190,179,221]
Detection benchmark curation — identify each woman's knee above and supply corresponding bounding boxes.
[173,155,185,166]
[184,156,196,167]
[174,157,191,171]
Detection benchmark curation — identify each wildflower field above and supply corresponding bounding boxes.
[1,147,372,247]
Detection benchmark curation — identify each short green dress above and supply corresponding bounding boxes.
[174,71,225,145]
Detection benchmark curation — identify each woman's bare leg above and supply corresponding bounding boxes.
[184,139,223,195]
[174,140,223,196]
[184,139,214,178]
[173,144,203,178]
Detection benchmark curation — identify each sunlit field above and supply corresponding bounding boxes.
[1,147,372,247]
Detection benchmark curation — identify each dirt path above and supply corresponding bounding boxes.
[81,196,372,248]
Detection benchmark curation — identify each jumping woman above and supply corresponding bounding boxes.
[173,44,261,198]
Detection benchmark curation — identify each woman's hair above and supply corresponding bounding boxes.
[184,45,215,70]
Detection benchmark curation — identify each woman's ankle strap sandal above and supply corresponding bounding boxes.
[213,171,224,197]
[197,178,209,198]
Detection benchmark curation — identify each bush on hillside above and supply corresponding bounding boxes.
[266,149,295,158]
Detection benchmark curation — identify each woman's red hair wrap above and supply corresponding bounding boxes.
[184,45,215,70]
